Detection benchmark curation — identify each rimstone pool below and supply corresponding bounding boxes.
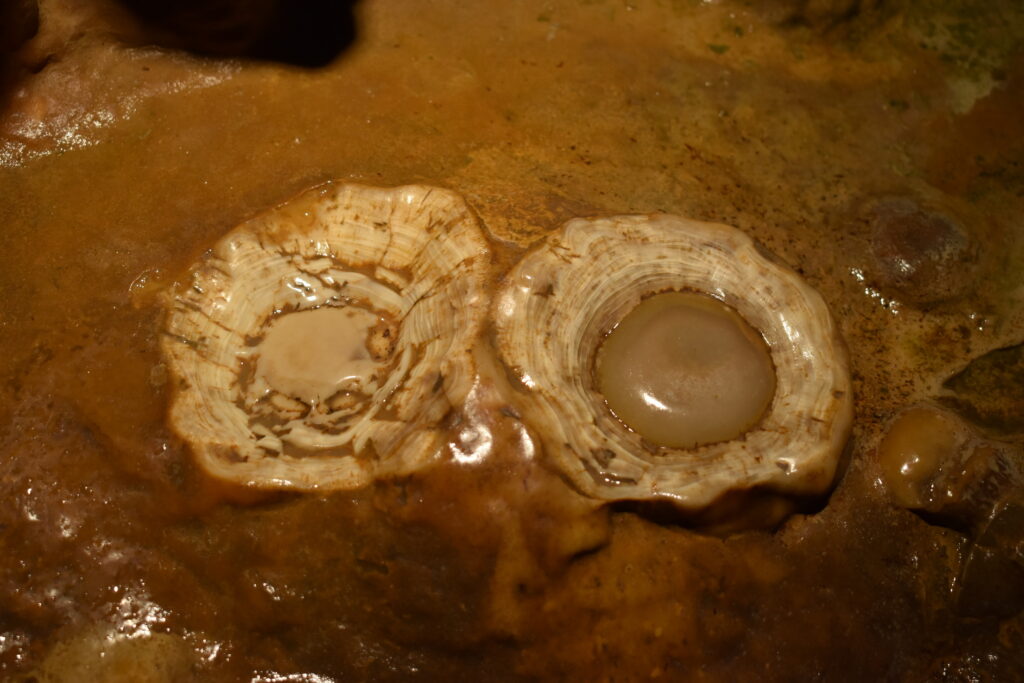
[1,0,1023,680]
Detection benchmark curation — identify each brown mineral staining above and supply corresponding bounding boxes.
[3,0,1024,680]
[756,0,880,27]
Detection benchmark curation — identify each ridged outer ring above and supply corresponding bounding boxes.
[162,183,490,490]
[493,214,852,508]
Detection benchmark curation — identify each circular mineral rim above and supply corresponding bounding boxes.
[161,183,491,491]
[493,214,853,508]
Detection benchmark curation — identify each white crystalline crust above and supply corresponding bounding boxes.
[162,184,490,490]
[493,214,853,508]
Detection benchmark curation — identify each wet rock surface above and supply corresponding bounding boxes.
[943,343,1024,434]
[1,0,1023,680]
[864,197,978,307]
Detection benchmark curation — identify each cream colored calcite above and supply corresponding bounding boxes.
[162,183,490,490]
[493,214,853,508]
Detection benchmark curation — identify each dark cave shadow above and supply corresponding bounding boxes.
[0,0,40,118]
[0,0,363,122]
[117,0,364,68]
